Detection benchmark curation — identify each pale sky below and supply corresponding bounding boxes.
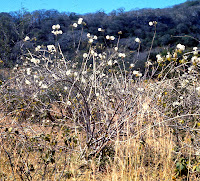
[1,0,187,14]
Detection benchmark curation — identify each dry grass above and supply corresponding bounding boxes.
[0,103,194,181]
[1,75,200,180]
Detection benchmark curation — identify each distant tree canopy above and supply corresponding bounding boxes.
[1,0,200,67]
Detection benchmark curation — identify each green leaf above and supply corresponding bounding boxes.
[196,166,200,172]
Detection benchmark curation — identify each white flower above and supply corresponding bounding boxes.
[26,68,31,75]
[98,28,102,31]
[108,60,112,66]
[149,21,153,26]
[135,37,141,43]
[41,84,48,89]
[83,53,88,58]
[188,66,196,73]
[193,47,198,55]
[56,30,62,35]
[96,93,100,97]
[100,73,106,78]
[110,36,115,40]
[98,54,102,59]
[33,75,38,79]
[66,70,71,76]
[106,35,110,40]
[118,53,126,58]
[122,54,126,58]
[52,30,63,35]
[133,70,139,75]
[90,50,95,54]
[25,79,31,85]
[73,23,78,28]
[181,79,189,87]
[67,100,72,106]
[130,63,135,68]
[156,54,163,63]
[24,36,30,41]
[114,60,118,65]
[173,101,180,107]
[146,61,152,66]
[173,52,178,58]
[153,21,157,25]
[196,87,200,94]
[35,45,41,51]
[78,18,83,24]
[193,47,198,51]
[193,50,198,55]
[47,45,56,53]
[74,72,78,77]
[52,25,56,30]
[56,24,60,29]
[133,70,142,77]
[52,24,60,30]
[31,58,40,65]
[137,88,144,92]
[39,81,42,86]
[176,44,185,51]
[23,61,28,66]
[88,38,93,43]
[166,52,172,59]
[156,54,161,59]
[93,35,98,40]
[87,33,91,38]
[114,47,118,51]
[191,56,198,63]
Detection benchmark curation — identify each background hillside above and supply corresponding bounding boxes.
[0,0,200,68]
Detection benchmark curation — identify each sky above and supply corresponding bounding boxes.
[1,0,187,14]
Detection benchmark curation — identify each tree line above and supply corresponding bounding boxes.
[0,0,200,67]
